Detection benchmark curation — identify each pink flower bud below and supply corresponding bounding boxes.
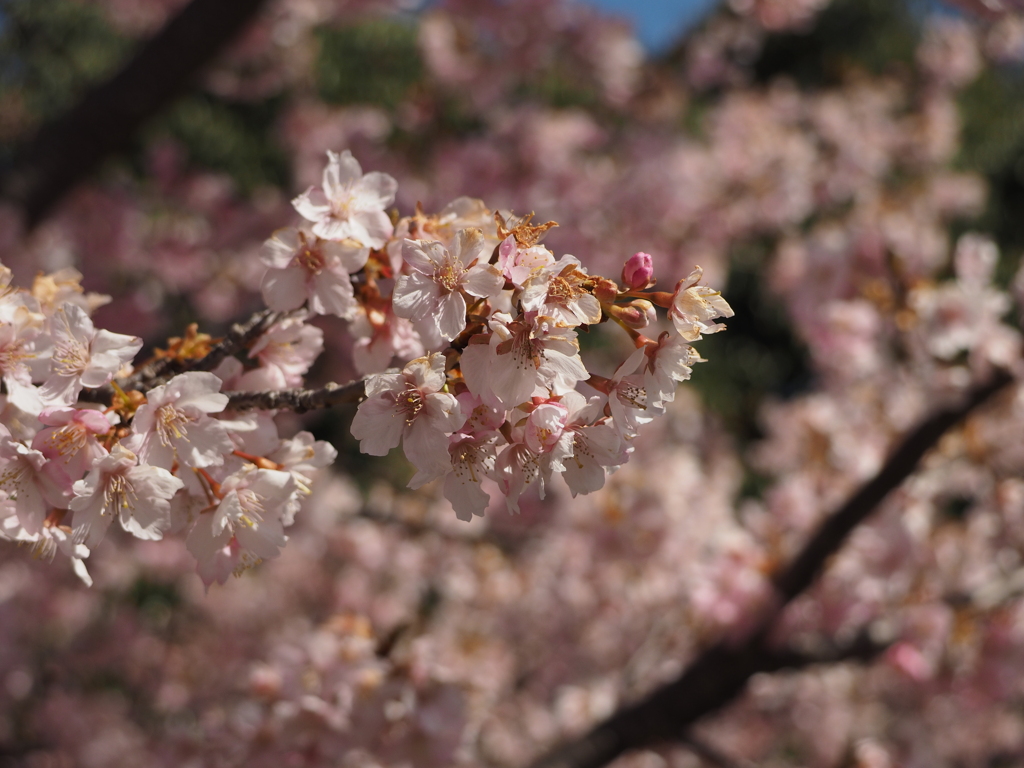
[621,252,654,290]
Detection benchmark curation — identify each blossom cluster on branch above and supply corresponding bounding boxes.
[0,149,730,587]
[7,0,1024,766]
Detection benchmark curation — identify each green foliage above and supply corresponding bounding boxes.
[0,0,130,122]
[315,19,423,109]
[956,68,1024,265]
[753,0,921,87]
[515,64,601,110]
[157,94,290,192]
[689,241,811,446]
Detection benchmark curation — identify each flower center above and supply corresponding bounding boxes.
[434,258,465,293]
[0,339,31,375]
[547,275,579,305]
[502,325,539,371]
[330,193,355,221]
[397,385,425,425]
[104,474,137,515]
[296,243,325,276]
[0,463,27,497]
[617,381,647,409]
[156,405,191,446]
[235,488,266,528]
[47,424,87,459]
[52,337,90,377]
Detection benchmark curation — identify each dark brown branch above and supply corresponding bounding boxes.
[121,309,280,393]
[525,369,1014,768]
[225,379,366,413]
[682,734,758,768]
[771,368,1013,603]
[1,0,269,227]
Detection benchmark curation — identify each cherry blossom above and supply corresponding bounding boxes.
[69,445,182,548]
[32,405,112,480]
[260,227,369,317]
[669,265,735,341]
[126,371,232,470]
[39,303,142,406]
[292,149,398,248]
[460,312,588,409]
[350,352,466,483]
[186,466,297,585]
[393,228,504,342]
[0,427,71,535]
[621,252,655,290]
[520,255,602,328]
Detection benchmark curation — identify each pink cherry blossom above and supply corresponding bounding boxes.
[32,405,113,481]
[496,234,556,288]
[238,315,324,389]
[621,251,654,290]
[350,352,466,483]
[69,445,183,549]
[186,466,297,585]
[126,371,232,470]
[260,227,369,317]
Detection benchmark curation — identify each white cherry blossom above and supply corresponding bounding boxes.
[393,228,504,342]
[39,303,142,406]
[292,149,397,248]
[641,332,704,410]
[520,255,602,327]
[607,347,657,440]
[460,312,588,409]
[443,430,499,521]
[0,428,71,535]
[669,265,734,341]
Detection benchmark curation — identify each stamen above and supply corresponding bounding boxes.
[397,386,425,425]
[156,405,191,446]
[103,474,137,516]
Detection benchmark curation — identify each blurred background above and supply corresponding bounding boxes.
[4,0,1024,766]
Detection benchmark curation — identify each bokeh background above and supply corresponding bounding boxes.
[4,0,1024,766]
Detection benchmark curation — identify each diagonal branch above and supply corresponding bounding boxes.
[1,0,270,227]
[525,368,1014,768]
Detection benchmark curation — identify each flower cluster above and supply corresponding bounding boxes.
[273,151,732,520]
[0,150,728,586]
[0,272,340,586]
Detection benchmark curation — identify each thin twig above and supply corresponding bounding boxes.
[140,308,278,390]
[525,369,1014,768]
